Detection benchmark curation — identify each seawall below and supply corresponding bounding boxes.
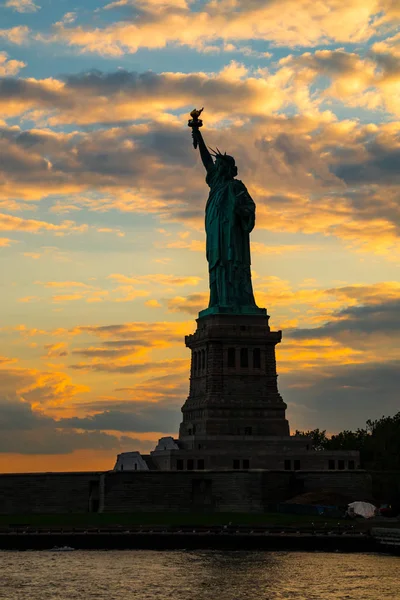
[0,470,372,514]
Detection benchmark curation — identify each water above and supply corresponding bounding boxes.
[0,550,398,599]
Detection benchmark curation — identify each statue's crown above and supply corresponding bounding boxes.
[208,146,235,166]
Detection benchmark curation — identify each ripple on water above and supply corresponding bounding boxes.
[0,550,398,600]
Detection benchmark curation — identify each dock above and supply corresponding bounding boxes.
[0,524,396,553]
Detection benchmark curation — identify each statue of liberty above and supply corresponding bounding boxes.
[188,108,265,316]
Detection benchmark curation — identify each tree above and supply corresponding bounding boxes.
[296,412,400,470]
[294,428,328,451]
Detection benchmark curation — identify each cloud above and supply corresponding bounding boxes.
[33,281,111,304]
[0,64,294,124]
[167,293,208,315]
[0,52,399,264]
[164,281,400,363]
[0,360,89,406]
[71,339,152,360]
[0,212,88,235]
[0,52,26,77]
[3,271,399,447]
[17,295,40,303]
[0,428,142,455]
[0,237,16,247]
[281,47,400,117]
[0,396,149,454]
[51,0,399,55]
[21,246,72,262]
[33,278,181,305]
[43,343,68,358]
[21,322,192,373]
[263,282,400,384]
[51,292,108,304]
[111,287,149,303]
[282,361,400,432]
[1,113,399,258]
[0,396,52,430]
[57,401,180,434]
[103,0,190,9]
[145,299,162,308]
[0,26,30,45]
[163,237,205,252]
[290,298,400,340]
[67,320,191,344]
[113,370,188,401]
[108,273,202,287]
[251,242,320,255]
[5,0,40,13]
[70,357,188,374]
[38,280,95,289]
[0,36,398,128]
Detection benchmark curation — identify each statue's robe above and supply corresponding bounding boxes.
[205,164,257,309]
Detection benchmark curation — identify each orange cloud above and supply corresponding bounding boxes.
[5,0,40,12]
[71,357,189,374]
[167,293,209,315]
[0,51,26,76]
[38,281,95,289]
[22,247,71,262]
[145,299,162,308]
[108,273,203,287]
[278,338,366,374]
[51,0,399,55]
[0,213,88,234]
[17,296,40,303]
[281,47,400,117]
[112,287,150,303]
[163,238,205,252]
[0,25,30,44]
[251,242,320,255]
[0,359,89,407]
[43,342,68,358]
[0,237,17,247]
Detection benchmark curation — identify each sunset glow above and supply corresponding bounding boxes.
[0,0,399,472]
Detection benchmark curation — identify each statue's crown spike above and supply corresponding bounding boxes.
[208,146,234,163]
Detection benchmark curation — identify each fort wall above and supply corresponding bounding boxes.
[0,470,372,515]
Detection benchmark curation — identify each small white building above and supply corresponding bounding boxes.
[153,436,180,452]
[114,451,149,471]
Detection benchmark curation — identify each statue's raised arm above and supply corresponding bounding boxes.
[188,108,213,172]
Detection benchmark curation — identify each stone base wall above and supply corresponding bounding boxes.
[295,471,373,501]
[103,470,296,513]
[151,446,360,471]
[0,470,372,515]
[0,472,102,514]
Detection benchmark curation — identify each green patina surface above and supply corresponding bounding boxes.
[189,112,266,318]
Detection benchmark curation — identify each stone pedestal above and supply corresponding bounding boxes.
[179,312,289,445]
[146,311,360,472]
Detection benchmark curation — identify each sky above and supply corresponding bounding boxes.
[0,0,399,472]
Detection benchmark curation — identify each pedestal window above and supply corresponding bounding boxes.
[240,348,248,368]
[227,347,235,367]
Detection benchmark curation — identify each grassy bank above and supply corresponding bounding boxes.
[0,512,348,528]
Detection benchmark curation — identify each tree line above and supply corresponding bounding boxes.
[295,412,400,471]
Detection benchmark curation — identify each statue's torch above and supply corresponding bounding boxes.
[188,107,204,149]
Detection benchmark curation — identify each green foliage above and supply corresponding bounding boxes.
[363,412,400,470]
[296,412,400,470]
[294,428,328,451]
